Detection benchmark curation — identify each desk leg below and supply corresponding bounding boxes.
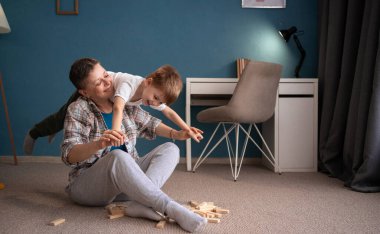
[186,83,191,171]
[186,139,191,171]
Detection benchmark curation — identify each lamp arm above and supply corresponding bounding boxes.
[293,35,306,78]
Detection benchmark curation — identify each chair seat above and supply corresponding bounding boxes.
[197,104,273,124]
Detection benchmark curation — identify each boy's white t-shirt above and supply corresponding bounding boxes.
[108,71,166,111]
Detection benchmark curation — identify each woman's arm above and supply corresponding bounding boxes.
[67,129,125,163]
[62,98,125,165]
[155,122,203,142]
[67,141,102,164]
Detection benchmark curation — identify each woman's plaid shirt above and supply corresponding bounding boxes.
[61,96,161,184]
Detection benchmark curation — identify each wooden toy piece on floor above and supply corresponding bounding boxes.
[108,206,125,216]
[108,214,124,220]
[105,203,125,219]
[205,211,222,218]
[155,220,166,229]
[214,208,230,214]
[189,200,199,207]
[207,218,221,223]
[49,218,65,226]
[186,201,229,224]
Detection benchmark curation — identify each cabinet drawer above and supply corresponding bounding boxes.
[279,83,314,95]
[191,82,236,95]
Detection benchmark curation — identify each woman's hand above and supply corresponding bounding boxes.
[186,127,204,143]
[174,128,204,142]
[67,129,125,164]
[96,129,126,149]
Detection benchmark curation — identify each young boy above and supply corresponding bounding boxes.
[23,61,202,154]
[109,65,202,145]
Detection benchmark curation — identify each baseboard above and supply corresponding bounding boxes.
[1,155,262,165]
[180,157,261,165]
[0,156,62,164]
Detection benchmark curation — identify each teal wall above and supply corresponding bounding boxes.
[0,0,318,157]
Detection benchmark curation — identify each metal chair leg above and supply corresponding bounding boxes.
[223,123,235,178]
[194,122,275,181]
[239,124,275,167]
[193,123,235,171]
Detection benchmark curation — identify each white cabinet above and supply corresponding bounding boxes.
[186,78,318,173]
[263,79,318,172]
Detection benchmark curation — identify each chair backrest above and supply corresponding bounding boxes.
[227,60,282,123]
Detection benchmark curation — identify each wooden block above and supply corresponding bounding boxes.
[108,206,125,215]
[156,220,166,229]
[196,202,208,209]
[207,211,222,218]
[198,206,216,212]
[207,218,221,223]
[214,208,230,214]
[108,214,124,219]
[49,218,65,226]
[189,200,199,207]
[194,210,207,217]
[206,213,215,218]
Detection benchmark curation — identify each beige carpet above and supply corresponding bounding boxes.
[1,160,379,233]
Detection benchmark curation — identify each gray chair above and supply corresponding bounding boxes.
[193,61,282,181]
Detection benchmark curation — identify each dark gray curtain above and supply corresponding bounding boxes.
[318,0,380,192]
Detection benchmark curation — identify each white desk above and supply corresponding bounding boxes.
[186,78,318,173]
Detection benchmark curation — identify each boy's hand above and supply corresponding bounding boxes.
[97,130,125,149]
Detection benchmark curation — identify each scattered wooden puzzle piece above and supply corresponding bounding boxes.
[214,208,230,214]
[189,200,199,207]
[108,206,125,216]
[156,220,166,229]
[105,203,126,219]
[185,201,229,224]
[207,218,221,223]
[49,218,65,226]
[108,214,124,220]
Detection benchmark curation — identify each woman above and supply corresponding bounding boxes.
[61,58,206,232]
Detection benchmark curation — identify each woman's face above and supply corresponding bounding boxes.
[79,63,114,103]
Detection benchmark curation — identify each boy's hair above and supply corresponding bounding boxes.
[69,58,99,89]
[146,65,182,105]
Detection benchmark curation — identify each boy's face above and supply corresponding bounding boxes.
[141,81,166,106]
[79,63,114,101]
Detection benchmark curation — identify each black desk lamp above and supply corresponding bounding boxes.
[279,26,305,78]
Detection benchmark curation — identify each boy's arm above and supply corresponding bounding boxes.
[162,106,189,131]
[162,106,204,142]
[112,96,126,132]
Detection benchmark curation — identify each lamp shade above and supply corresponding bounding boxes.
[279,26,297,42]
[0,4,11,33]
